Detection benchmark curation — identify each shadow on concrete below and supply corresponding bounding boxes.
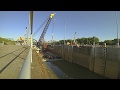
[0,48,28,73]
[0,47,26,58]
[12,53,26,60]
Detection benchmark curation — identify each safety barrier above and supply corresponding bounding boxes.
[18,48,32,79]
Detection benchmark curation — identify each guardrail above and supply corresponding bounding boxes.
[18,48,32,79]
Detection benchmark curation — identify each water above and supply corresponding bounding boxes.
[44,59,108,79]
[46,61,71,79]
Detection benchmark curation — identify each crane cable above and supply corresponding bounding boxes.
[33,17,49,37]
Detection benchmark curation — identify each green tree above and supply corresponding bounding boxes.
[0,37,15,45]
[59,40,64,45]
[104,40,113,45]
[76,36,99,45]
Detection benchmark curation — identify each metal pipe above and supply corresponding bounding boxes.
[18,11,33,79]
[30,11,33,62]
[30,34,33,63]
[64,21,66,45]
[115,12,119,47]
[18,48,31,79]
[30,11,33,35]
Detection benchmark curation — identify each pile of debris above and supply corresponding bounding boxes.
[43,52,61,59]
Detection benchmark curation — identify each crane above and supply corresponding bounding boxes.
[74,32,76,43]
[37,13,55,51]
[73,32,77,46]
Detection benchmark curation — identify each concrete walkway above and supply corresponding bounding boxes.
[0,45,30,79]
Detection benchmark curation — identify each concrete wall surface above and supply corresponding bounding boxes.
[47,45,120,79]
[93,47,106,76]
[68,46,73,62]
[104,48,120,79]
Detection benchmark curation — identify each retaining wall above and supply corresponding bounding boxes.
[47,45,120,79]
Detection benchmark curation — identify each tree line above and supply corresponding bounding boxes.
[0,37,16,45]
[51,36,120,45]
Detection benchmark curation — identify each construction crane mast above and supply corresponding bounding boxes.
[74,32,76,43]
[73,32,76,45]
[37,13,55,50]
[24,27,27,38]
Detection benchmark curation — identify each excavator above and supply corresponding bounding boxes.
[37,13,55,52]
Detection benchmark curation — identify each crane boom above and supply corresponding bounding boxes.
[37,13,55,48]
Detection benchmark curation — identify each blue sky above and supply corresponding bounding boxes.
[0,11,120,42]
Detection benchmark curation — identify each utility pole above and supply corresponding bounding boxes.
[64,21,66,45]
[24,27,27,46]
[74,32,76,45]
[30,11,33,49]
[115,12,119,47]
[26,26,29,46]
[29,11,33,63]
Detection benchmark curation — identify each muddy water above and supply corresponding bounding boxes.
[45,60,109,79]
[46,61,71,79]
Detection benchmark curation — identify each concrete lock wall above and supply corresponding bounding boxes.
[72,46,78,63]
[93,47,106,76]
[64,45,69,61]
[57,45,62,57]
[105,47,120,79]
[72,46,91,69]
[62,45,65,59]
[93,47,120,79]
[47,45,120,79]
[61,45,74,62]
[48,45,94,69]
[89,46,95,71]
[68,46,73,62]
[78,46,92,69]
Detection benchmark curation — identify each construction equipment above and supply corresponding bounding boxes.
[73,32,77,45]
[37,13,55,51]
[17,27,28,45]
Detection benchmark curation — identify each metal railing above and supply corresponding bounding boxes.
[18,11,33,79]
[18,48,32,79]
